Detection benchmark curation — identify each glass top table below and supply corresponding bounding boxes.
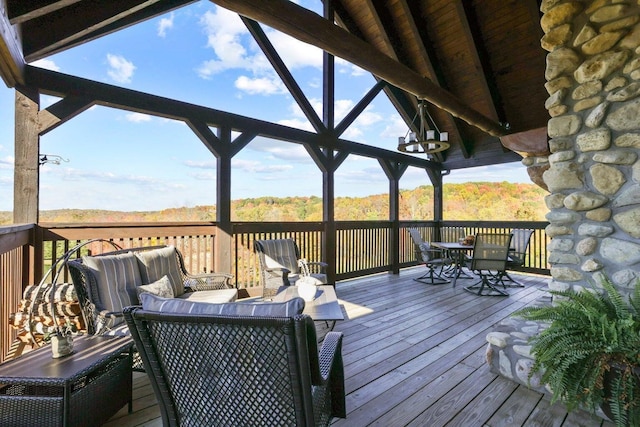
[273,285,344,324]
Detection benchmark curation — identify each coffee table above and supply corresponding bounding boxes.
[273,285,344,329]
[0,335,133,427]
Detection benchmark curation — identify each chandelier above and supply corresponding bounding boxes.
[397,100,450,155]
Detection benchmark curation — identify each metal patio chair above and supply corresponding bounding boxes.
[408,228,451,285]
[464,233,513,296]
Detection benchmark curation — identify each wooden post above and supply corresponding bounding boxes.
[13,86,40,225]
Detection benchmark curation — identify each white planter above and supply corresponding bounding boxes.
[50,334,74,358]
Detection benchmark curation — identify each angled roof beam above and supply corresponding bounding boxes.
[335,80,386,138]
[0,4,25,85]
[20,0,189,62]
[208,0,508,137]
[7,0,82,25]
[241,17,325,134]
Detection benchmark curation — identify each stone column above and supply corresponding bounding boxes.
[542,0,640,296]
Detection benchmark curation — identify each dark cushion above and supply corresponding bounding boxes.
[82,252,142,325]
[140,292,305,317]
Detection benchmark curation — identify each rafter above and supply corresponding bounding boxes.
[7,0,82,25]
[208,0,507,137]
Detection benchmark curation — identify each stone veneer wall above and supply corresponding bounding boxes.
[542,0,640,297]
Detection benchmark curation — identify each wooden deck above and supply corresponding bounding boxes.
[105,269,614,427]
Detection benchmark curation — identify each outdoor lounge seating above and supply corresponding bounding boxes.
[408,228,451,285]
[254,238,327,298]
[124,296,346,426]
[68,245,237,336]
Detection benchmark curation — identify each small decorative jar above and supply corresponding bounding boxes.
[296,277,317,302]
[50,334,74,358]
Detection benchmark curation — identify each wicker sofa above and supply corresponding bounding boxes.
[68,245,237,337]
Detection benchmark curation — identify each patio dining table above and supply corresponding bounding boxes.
[430,242,474,287]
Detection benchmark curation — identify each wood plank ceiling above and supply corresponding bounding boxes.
[1,0,549,172]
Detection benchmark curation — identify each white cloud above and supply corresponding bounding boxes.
[196,6,322,86]
[0,156,14,168]
[232,158,293,173]
[106,54,136,84]
[157,12,174,37]
[30,58,60,72]
[125,112,152,123]
[184,160,215,169]
[235,75,285,95]
[249,138,312,162]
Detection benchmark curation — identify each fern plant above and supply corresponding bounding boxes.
[515,277,640,427]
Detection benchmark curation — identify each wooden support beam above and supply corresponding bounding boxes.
[7,0,82,25]
[13,86,40,224]
[208,0,507,137]
[38,95,93,134]
[27,66,440,171]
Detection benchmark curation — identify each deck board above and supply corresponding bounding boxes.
[106,268,615,427]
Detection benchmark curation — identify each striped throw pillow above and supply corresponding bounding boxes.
[135,246,184,296]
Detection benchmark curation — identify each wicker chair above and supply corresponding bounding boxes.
[123,306,346,427]
[464,233,513,296]
[254,239,327,298]
[408,228,451,285]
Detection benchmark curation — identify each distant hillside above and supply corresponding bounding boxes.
[0,182,548,225]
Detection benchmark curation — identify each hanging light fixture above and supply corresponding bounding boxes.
[397,100,450,155]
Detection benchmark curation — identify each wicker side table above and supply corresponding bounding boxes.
[0,335,133,427]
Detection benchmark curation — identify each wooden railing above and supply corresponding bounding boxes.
[0,220,550,363]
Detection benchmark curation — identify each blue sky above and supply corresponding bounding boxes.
[0,0,530,212]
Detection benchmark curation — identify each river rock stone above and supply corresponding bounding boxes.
[549,252,581,264]
[549,150,575,163]
[545,193,566,209]
[547,48,581,80]
[634,160,640,182]
[606,98,640,131]
[573,81,602,100]
[601,15,640,32]
[548,115,582,137]
[545,76,574,95]
[620,23,640,49]
[546,210,579,223]
[590,163,626,195]
[574,50,630,83]
[613,208,640,238]
[545,224,572,237]
[543,162,584,191]
[542,24,572,52]
[576,128,611,152]
[582,31,623,55]
[607,82,640,102]
[582,258,603,272]
[576,237,597,255]
[605,76,627,91]
[563,191,608,210]
[590,4,631,24]
[601,237,640,265]
[548,137,573,152]
[585,101,609,128]
[548,280,572,292]
[612,184,640,207]
[551,266,583,281]
[614,133,640,148]
[546,88,567,110]
[541,2,583,33]
[548,238,574,252]
[593,150,637,164]
[578,222,614,237]
[612,269,640,287]
[575,96,602,112]
[585,207,611,221]
[574,23,597,47]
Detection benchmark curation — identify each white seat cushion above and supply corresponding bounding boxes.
[175,288,238,304]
